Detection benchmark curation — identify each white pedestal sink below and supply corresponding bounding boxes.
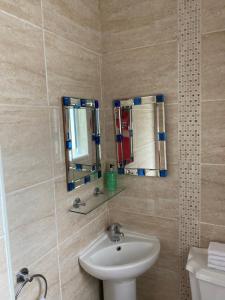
[79,230,160,300]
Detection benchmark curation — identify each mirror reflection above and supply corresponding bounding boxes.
[114,95,167,177]
[62,97,101,191]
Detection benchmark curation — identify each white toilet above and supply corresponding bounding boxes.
[186,247,225,300]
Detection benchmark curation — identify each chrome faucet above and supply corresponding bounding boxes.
[107,223,124,242]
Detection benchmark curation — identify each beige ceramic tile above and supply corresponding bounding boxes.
[59,211,107,284]
[17,248,61,300]
[165,104,178,165]
[0,11,47,106]
[7,181,55,231]
[201,101,225,164]
[202,32,225,101]
[137,267,179,300]
[102,41,178,104]
[0,0,42,26]
[202,0,225,34]
[43,0,101,52]
[10,215,57,272]
[201,165,225,226]
[109,209,179,272]
[0,204,3,238]
[0,106,52,193]
[59,212,107,300]
[54,176,108,243]
[101,0,177,52]
[200,223,225,248]
[49,107,66,178]
[104,109,117,162]
[108,164,178,219]
[45,31,101,107]
[0,237,10,299]
[8,182,57,270]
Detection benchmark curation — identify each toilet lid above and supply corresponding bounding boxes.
[186,247,225,288]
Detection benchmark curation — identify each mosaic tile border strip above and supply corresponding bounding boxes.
[178,0,201,299]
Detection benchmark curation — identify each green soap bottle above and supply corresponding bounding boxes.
[104,164,117,192]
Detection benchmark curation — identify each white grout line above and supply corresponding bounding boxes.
[41,0,50,106]
[0,7,102,57]
[6,178,54,196]
[52,179,63,300]
[43,28,102,57]
[200,222,225,228]
[109,206,178,222]
[202,28,225,36]
[23,208,108,274]
[6,175,64,197]
[102,39,177,56]
[201,163,225,167]
[201,99,225,103]
[0,103,52,109]
[0,149,15,300]
[58,208,107,249]
[0,8,42,29]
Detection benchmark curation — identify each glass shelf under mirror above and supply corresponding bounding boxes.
[69,186,125,215]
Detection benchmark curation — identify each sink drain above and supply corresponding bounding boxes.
[116,246,122,251]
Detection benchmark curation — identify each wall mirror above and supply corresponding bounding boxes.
[114,94,167,177]
[62,97,101,191]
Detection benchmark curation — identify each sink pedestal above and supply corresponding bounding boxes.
[103,279,136,300]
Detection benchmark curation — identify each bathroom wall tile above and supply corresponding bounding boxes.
[0,237,10,299]
[108,194,179,221]
[17,248,61,300]
[166,104,178,165]
[49,107,66,178]
[201,165,225,226]
[103,109,117,162]
[100,0,177,52]
[201,101,225,164]
[43,0,101,52]
[200,223,225,248]
[45,31,101,107]
[0,0,42,26]
[202,0,225,34]
[58,212,107,300]
[109,209,179,272]
[202,32,225,101]
[0,106,52,193]
[59,211,107,284]
[61,274,99,300]
[7,181,57,270]
[108,164,178,219]
[54,176,108,243]
[7,181,55,232]
[0,11,47,106]
[0,204,3,238]
[137,267,179,300]
[102,42,178,104]
[109,172,178,218]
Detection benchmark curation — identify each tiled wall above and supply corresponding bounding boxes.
[0,150,12,299]
[100,1,180,299]
[0,1,108,300]
[200,1,225,247]
[1,0,225,300]
[101,0,225,300]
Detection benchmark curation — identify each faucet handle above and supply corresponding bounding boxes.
[107,223,122,232]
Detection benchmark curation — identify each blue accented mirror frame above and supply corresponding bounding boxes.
[114,94,167,177]
[62,97,101,191]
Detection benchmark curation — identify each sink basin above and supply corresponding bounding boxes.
[79,230,160,300]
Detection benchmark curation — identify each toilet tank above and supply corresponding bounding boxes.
[186,247,225,300]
